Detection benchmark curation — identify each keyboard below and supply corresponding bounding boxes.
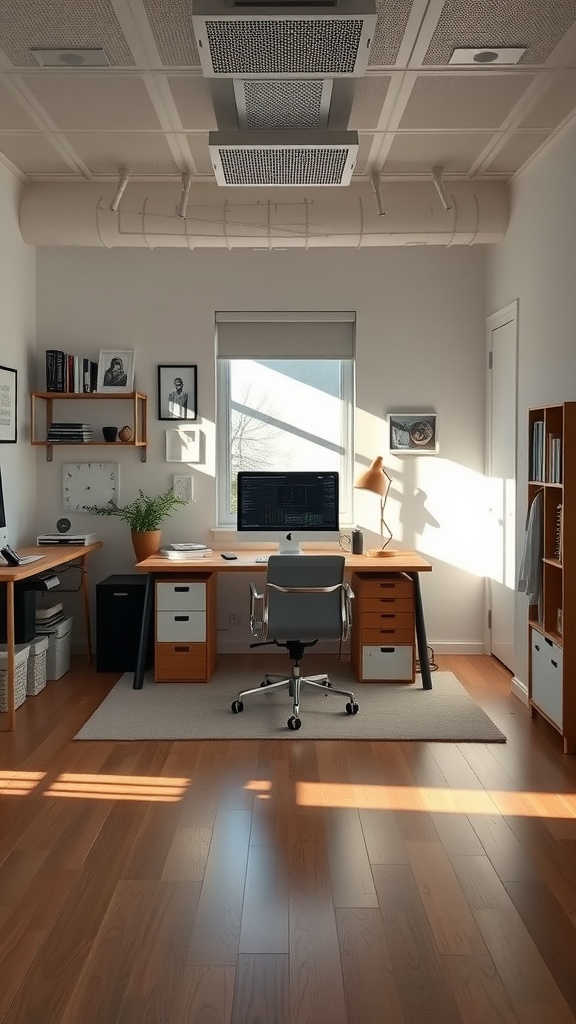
[254,555,269,563]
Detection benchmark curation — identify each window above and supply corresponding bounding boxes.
[216,313,355,527]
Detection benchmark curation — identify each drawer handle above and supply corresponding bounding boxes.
[534,643,540,652]
[174,615,190,622]
[378,629,395,634]
[112,592,128,598]
[174,586,190,593]
[378,583,395,589]
[380,647,395,653]
[551,660,558,668]
[174,646,190,652]
[378,598,395,603]
[379,613,395,619]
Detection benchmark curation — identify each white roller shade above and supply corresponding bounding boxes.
[216,311,355,359]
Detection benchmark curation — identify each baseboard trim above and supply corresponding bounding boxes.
[511,675,529,706]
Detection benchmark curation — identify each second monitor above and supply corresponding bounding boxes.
[237,470,339,554]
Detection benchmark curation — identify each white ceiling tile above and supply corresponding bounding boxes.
[520,72,576,128]
[399,74,535,129]
[62,132,179,174]
[185,133,213,175]
[484,131,551,172]
[0,134,74,173]
[0,0,134,67]
[168,76,217,130]
[350,76,391,129]
[384,132,492,173]
[369,0,413,65]
[142,0,199,67]
[0,80,37,129]
[21,75,161,130]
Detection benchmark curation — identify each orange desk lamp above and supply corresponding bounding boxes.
[354,456,398,557]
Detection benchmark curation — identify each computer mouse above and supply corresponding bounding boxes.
[221,552,238,560]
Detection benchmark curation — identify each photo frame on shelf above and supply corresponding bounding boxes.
[0,364,17,443]
[165,427,201,463]
[158,364,197,421]
[388,412,438,454]
[97,349,135,393]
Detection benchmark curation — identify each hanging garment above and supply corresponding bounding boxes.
[518,489,543,607]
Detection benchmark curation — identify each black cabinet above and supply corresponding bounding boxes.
[96,575,152,672]
[0,587,36,644]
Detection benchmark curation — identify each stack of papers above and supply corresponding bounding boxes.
[159,543,212,560]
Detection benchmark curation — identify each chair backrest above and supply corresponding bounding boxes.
[265,555,346,642]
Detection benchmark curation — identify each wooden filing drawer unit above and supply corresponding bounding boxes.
[350,572,415,682]
[155,574,216,683]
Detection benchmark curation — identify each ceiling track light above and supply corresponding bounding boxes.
[370,173,385,218]
[109,167,130,212]
[177,172,192,219]
[432,165,453,212]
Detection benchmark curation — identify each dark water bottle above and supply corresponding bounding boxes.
[351,528,364,554]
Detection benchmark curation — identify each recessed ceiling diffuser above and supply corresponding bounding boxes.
[30,47,110,67]
[192,0,377,78]
[449,47,526,65]
[209,130,358,186]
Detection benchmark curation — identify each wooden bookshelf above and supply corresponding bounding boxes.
[30,391,148,461]
[528,402,576,753]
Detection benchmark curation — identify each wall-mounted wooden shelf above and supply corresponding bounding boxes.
[30,391,148,461]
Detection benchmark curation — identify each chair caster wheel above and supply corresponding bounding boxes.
[231,700,244,714]
[346,702,359,715]
[288,716,302,731]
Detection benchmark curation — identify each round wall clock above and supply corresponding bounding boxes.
[63,463,119,512]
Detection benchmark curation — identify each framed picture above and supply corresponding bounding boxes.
[165,427,201,463]
[97,349,135,393]
[388,412,438,454]
[173,474,194,502]
[0,364,17,443]
[158,364,197,421]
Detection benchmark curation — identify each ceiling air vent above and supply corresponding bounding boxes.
[234,79,332,129]
[192,0,377,78]
[209,130,358,186]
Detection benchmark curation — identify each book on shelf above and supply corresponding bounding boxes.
[44,349,99,393]
[554,503,563,561]
[45,349,66,392]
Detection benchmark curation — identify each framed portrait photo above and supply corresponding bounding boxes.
[158,364,197,421]
[0,364,17,443]
[97,349,135,393]
[388,412,438,454]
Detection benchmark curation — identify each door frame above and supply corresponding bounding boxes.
[484,299,519,659]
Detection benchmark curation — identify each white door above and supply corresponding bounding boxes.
[486,302,518,672]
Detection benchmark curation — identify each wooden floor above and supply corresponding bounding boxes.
[2,654,576,1024]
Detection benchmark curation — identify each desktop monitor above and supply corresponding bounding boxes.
[237,470,340,554]
[0,463,7,550]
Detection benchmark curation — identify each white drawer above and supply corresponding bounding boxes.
[362,645,413,681]
[530,631,547,710]
[156,581,206,612]
[157,610,206,643]
[546,640,563,728]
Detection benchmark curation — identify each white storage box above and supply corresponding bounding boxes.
[27,635,49,695]
[0,643,29,712]
[361,644,414,681]
[41,616,72,681]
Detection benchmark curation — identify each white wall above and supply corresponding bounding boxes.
[486,117,576,689]
[36,244,487,651]
[0,169,36,547]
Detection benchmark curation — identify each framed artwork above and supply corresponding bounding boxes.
[388,412,438,454]
[0,364,17,443]
[158,364,197,421]
[173,474,194,502]
[97,349,135,393]
[165,427,201,463]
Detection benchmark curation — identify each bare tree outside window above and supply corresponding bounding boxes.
[229,384,290,511]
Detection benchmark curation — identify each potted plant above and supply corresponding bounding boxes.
[85,487,187,561]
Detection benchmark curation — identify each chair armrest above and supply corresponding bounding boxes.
[249,582,266,639]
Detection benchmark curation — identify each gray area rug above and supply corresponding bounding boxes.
[76,658,506,742]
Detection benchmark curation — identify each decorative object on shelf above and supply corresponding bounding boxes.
[354,455,398,557]
[56,518,71,534]
[165,427,201,463]
[84,486,187,561]
[158,364,198,421]
[0,364,17,443]
[97,349,135,393]
[63,462,120,512]
[173,474,194,502]
[102,426,118,442]
[388,412,438,454]
[118,424,132,441]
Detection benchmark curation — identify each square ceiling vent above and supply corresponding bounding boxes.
[192,0,377,78]
[209,130,359,186]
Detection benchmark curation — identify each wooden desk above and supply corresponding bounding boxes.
[134,549,433,690]
[0,542,102,731]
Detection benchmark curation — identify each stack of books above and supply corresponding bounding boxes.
[159,543,212,560]
[45,350,99,393]
[46,422,93,444]
[35,602,66,633]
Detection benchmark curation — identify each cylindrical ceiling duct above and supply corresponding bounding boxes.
[20,180,508,249]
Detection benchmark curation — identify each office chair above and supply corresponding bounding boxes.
[231,555,359,731]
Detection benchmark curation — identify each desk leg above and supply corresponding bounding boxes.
[80,555,92,663]
[409,572,432,690]
[133,573,154,689]
[4,582,16,731]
